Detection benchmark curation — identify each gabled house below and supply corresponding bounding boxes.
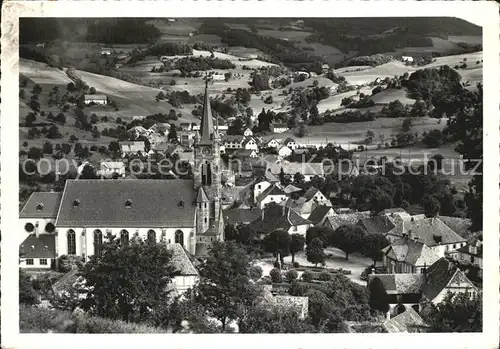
[83,94,107,106]
[270,123,289,134]
[383,307,428,333]
[242,137,258,151]
[253,179,272,200]
[325,211,371,231]
[357,215,395,235]
[19,234,56,269]
[284,187,332,219]
[266,162,325,182]
[308,205,335,226]
[19,192,62,244]
[126,126,150,139]
[120,141,146,156]
[98,161,126,178]
[283,138,299,150]
[243,128,254,137]
[248,205,312,236]
[265,138,281,148]
[385,217,467,258]
[223,135,245,149]
[256,183,287,209]
[223,207,262,226]
[278,145,293,158]
[382,238,441,274]
[166,243,199,296]
[283,184,302,195]
[448,235,483,269]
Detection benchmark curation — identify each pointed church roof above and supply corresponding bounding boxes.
[199,79,214,145]
[196,186,209,202]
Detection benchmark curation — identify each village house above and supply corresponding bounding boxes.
[283,184,302,195]
[277,145,293,158]
[253,179,273,200]
[270,123,289,134]
[307,205,335,226]
[98,161,126,178]
[265,138,281,148]
[243,128,254,137]
[149,123,170,135]
[19,192,61,245]
[223,207,262,226]
[324,211,372,231]
[248,204,312,237]
[120,141,146,156]
[382,237,441,274]
[369,257,479,318]
[356,215,395,235]
[402,56,414,63]
[126,125,151,139]
[19,233,56,269]
[242,137,259,151]
[266,162,325,182]
[222,135,245,149]
[385,217,467,258]
[448,235,483,269]
[255,183,288,209]
[82,94,107,106]
[284,187,332,219]
[283,138,299,150]
[166,243,199,296]
[383,307,428,333]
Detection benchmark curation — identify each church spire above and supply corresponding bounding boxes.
[199,78,214,145]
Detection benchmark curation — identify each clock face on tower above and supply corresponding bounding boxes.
[202,147,211,155]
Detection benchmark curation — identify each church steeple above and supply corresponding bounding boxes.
[199,79,214,145]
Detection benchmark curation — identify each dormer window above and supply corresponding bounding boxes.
[125,199,132,208]
[36,203,44,211]
[73,199,80,207]
[178,200,185,208]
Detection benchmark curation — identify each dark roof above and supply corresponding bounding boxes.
[302,187,319,201]
[326,211,371,231]
[196,187,209,202]
[20,192,62,218]
[168,243,198,276]
[382,238,440,267]
[386,218,466,247]
[368,274,424,295]
[358,216,395,235]
[256,183,286,202]
[383,308,428,333]
[379,208,408,215]
[56,180,196,227]
[249,205,310,234]
[199,82,216,146]
[438,216,473,238]
[421,257,475,301]
[19,234,56,259]
[307,205,333,225]
[223,207,262,225]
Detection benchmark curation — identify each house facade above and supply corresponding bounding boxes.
[270,123,289,133]
[98,161,126,178]
[83,94,107,105]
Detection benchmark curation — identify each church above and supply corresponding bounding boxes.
[19,81,224,269]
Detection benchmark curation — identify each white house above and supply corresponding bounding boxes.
[256,184,288,209]
[253,179,272,200]
[222,135,245,149]
[243,128,254,137]
[212,73,226,81]
[120,141,146,156]
[242,138,259,151]
[265,138,281,148]
[270,123,289,134]
[278,145,293,158]
[167,243,199,296]
[283,138,299,150]
[83,95,107,106]
[98,161,126,178]
[266,161,325,182]
[402,56,414,63]
[448,235,483,269]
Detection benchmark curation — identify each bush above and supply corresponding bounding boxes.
[318,271,332,281]
[269,268,283,283]
[301,270,313,282]
[249,265,263,281]
[57,255,83,273]
[273,260,281,269]
[285,269,299,282]
[20,305,167,333]
[293,262,300,268]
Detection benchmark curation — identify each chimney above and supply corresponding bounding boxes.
[423,263,427,282]
[35,222,40,238]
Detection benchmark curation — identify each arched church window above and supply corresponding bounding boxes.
[120,230,129,245]
[67,229,76,255]
[147,229,156,243]
[175,230,184,247]
[94,230,103,257]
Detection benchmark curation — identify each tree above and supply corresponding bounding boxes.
[428,154,444,172]
[402,117,412,132]
[361,234,390,266]
[290,234,305,264]
[306,237,326,267]
[423,194,441,217]
[365,130,375,144]
[42,141,53,155]
[47,124,62,139]
[424,292,481,332]
[293,172,305,185]
[368,277,390,314]
[262,230,291,267]
[296,125,307,138]
[80,164,97,179]
[239,304,314,333]
[227,118,245,136]
[369,189,393,214]
[29,99,41,112]
[168,125,178,143]
[423,129,444,148]
[270,268,282,283]
[332,225,365,261]
[249,265,263,281]
[19,269,39,306]
[192,241,261,333]
[285,269,298,282]
[80,235,176,323]
[27,147,43,160]
[109,141,120,153]
[25,112,37,126]
[69,134,78,143]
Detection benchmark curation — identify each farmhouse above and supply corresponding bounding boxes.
[98,161,126,178]
[83,94,107,106]
[284,187,332,219]
[401,56,414,63]
[249,204,312,237]
[120,141,146,156]
[382,237,441,274]
[270,123,289,134]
